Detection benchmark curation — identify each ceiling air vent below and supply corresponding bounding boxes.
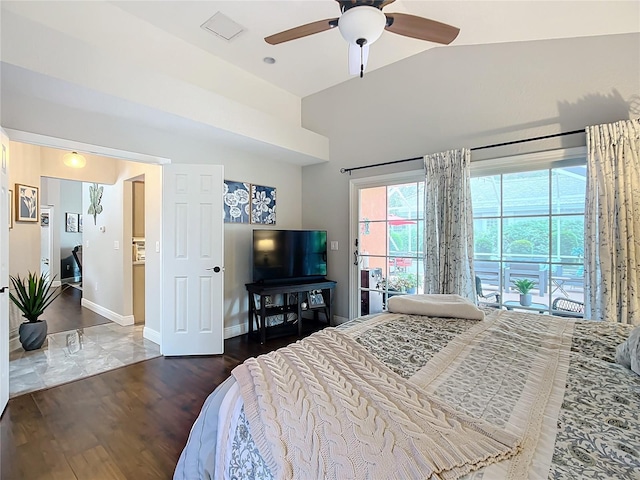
[201,12,245,42]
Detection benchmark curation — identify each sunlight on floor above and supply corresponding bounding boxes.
[9,323,160,398]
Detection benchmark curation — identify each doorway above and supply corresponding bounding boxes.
[40,205,53,282]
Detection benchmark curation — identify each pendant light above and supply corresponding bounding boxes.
[63,151,86,168]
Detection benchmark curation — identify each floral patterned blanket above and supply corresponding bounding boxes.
[175,310,640,480]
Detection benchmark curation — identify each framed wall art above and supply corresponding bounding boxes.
[251,184,276,225]
[15,183,38,222]
[223,180,250,224]
[65,212,79,232]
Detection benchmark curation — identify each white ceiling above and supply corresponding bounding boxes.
[111,0,640,97]
[1,1,638,166]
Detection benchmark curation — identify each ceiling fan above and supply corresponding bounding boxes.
[264,0,460,78]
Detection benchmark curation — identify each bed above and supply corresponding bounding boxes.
[174,297,640,480]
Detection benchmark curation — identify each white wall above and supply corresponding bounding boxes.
[7,131,304,337]
[301,33,640,320]
[80,160,163,336]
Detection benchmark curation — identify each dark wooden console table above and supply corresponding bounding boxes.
[245,279,336,344]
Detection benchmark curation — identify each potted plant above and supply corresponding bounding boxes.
[512,278,536,306]
[399,272,420,294]
[9,271,63,351]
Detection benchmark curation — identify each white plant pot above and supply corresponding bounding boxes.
[519,294,532,306]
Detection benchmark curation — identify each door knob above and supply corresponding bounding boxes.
[206,266,223,273]
[0,286,8,293]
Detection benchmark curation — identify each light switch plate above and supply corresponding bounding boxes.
[330,241,338,251]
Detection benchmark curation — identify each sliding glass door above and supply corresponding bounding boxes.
[354,179,424,317]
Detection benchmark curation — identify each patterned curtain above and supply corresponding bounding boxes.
[423,149,475,302]
[585,118,640,324]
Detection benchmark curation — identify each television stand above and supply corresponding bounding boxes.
[245,279,337,344]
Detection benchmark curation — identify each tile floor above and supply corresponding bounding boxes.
[9,322,161,398]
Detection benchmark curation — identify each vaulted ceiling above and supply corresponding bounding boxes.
[1,1,638,164]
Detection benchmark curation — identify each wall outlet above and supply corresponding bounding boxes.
[155,241,160,253]
[114,240,120,250]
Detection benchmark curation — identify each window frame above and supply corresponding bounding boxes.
[347,146,587,319]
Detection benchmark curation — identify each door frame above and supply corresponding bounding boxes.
[348,170,424,320]
[40,205,55,285]
[3,129,170,346]
[1,129,10,415]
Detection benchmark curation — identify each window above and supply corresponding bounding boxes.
[471,164,586,314]
[349,147,586,318]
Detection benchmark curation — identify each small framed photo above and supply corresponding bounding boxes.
[308,291,326,308]
[8,189,13,229]
[65,212,79,232]
[16,183,38,222]
[41,212,49,227]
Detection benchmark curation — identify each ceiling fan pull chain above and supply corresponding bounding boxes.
[356,38,366,78]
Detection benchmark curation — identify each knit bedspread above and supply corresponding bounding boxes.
[232,328,521,480]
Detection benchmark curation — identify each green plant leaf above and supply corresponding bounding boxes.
[9,271,65,322]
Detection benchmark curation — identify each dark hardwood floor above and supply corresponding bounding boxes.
[1,330,309,479]
[46,285,111,334]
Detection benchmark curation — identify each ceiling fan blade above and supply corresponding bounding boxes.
[380,0,396,9]
[385,13,460,44]
[265,18,339,45]
[348,43,369,76]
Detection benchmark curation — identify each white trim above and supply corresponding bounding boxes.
[5,129,171,165]
[224,322,248,339]
[9,335,20,353]
[470,146,587,176]
[143,326,161,345]
[80,298,134,326]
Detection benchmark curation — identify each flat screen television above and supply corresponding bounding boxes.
[252,229,327,283]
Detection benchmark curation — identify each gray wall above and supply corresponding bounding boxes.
[301,33,640,320]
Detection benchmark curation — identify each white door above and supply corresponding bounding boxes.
[1,130,10,414]
[40,205,53,278]
[162,164,224,356]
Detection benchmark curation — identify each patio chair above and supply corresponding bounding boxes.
[551,297,585,317]
[476,276,501,306]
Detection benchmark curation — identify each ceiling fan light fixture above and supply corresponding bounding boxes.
[338,6,386,46]
[63,151,86,168]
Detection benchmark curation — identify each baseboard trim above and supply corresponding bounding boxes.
[143,327,160,345]
[222,316,347,338]
[224,322,247,339]
[81,299,134,326]
[9,334,21,352]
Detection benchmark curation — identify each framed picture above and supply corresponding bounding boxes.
[40,212,49,227]
[15,183,38,222]
[223,180,251,224]
[251,184,276,225]
[8,189,13,229]
[65,212,79,232]
[308,291,326,308]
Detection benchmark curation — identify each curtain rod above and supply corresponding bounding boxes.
[339,128,585,174]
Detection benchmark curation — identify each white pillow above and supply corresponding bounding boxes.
[615,325,640,375]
